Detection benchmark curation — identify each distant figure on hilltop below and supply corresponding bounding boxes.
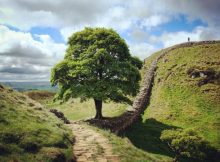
[188,37,190,42]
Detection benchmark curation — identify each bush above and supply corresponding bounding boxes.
[160,129,218,162]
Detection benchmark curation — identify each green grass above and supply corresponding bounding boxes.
[41,97,127,121]
[17,42,220,161]
[143,43,220,149]
[32,91,174,161]
[124,119,176,157]
[0,86,73,162]
[86,124,173,162]
[104,42,220,162]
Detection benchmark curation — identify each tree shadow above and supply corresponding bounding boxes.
[122,118,178,157]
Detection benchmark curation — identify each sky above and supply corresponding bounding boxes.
[0,0,220,82]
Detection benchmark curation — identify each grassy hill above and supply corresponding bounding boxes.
[144,42,220,147]
[1,81,57,92]
[27,90,173,162]
[6,41,219,162]
[124,41,220,161]
[0,85,73,161]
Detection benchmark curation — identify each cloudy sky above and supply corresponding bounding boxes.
[0,0,220,81]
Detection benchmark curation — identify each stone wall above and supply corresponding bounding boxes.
[87,40,220,134]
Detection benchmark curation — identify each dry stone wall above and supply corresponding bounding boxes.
[87,40,220,134]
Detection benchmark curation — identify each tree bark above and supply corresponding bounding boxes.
[94,99,103,119]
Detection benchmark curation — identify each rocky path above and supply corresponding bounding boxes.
[69,122,120,162]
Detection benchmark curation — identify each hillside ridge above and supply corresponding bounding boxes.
[87,40,220,133]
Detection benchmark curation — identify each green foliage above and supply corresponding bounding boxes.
[130,56,143,69]
[51,27,142,104]
[160,129,218,161]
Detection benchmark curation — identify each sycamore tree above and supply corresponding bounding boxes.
[51,27,142,119]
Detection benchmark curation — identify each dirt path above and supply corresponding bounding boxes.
[69,122,120,162]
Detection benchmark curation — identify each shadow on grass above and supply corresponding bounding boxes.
[123,118,178,157]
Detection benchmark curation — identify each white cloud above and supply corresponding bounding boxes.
[60,26,85,41]
[0,0,220,81]
[129,42,157,59]
[0,25,66,81]
[129,27,149,42]
[160,30,200,47]
[157,26,220,47]
[1,0,220,31]
[0,0,118,30]
[140,15,170,29]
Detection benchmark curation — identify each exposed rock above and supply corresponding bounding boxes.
[200,72,206,77]
[50,109,70,124]
[191,74,196,79]
[187,67,219,86]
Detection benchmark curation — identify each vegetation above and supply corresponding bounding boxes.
[128,43,220,162]
[24,90,55,100]
[1,81,57,92]
[0,85,73,162]
[87,124,173,162]
[51,27,142,119]
[31,90,173,161]
[143,43,220,150]
[25,42,220,162]
[160,129,218,162]
[30,90,127,121]
[2,42,219,162]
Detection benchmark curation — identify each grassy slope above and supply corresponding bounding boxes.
[88,124,172,162]
[142,43,220,149]
[24,43,220,161]
[0,86,73,162]
[27,90,127,121]
[30,91,172,161]
[47,99,127,121]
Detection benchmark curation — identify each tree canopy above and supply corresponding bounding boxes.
[51,27,142,119]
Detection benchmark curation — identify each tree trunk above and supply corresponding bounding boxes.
[94,99,103,119]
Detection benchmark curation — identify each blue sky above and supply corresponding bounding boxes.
[27,15,207,44]
[30,27,65,43]
[158,15,207,33]
[0,0,220,81]
[5,15,206,45]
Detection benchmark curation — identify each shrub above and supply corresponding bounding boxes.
[160,129,218,162]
